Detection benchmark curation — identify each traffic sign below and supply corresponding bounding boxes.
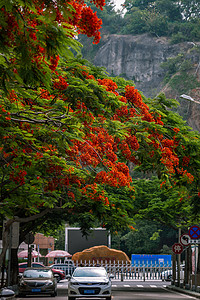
[24,232,34,244]
[180,233,190,246]
[172,243,183,254]
[188,225,200,240]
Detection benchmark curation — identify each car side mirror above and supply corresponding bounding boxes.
[0,288,15,299]
[54,274,60,278]
[109,274,114,280]
[66,274,71,280]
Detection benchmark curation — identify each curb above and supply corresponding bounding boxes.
[166,285,200,299]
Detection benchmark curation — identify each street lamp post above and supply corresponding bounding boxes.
[180,94,200,104]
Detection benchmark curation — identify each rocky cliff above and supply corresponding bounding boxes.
[93,34,200,131]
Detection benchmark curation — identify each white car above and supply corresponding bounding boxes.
[161,265,185,281]
[67,267,113,300]
[161,269,172,281]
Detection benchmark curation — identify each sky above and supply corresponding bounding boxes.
[113,0,125,10]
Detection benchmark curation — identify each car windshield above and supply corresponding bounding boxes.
[19,264,27,268]
[73,268,107,278]
[23,269,52,279]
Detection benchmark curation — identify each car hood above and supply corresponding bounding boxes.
[51,268,64,272]
[71,277,108,283]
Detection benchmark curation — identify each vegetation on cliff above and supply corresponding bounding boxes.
[122,0,200,43]
[86,0,200,43]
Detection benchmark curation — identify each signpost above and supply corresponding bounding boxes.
[172,226,200,290]
[188,225,200,291]
[172,238,183,287]
[24,233,35,267]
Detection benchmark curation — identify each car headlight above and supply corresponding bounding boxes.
[70,282,79,285]
[20,281,27,286]
[46,281,53,286]
[100,282,109,285]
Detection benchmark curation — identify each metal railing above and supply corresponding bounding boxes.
[60,260,172,281]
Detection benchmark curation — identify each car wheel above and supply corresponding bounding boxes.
[106,296,112,300]
[56,274,61,282]
[51,290,57,297]
[68,297,76,300]
[18,293,25,298]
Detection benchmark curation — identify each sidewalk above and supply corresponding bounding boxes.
[167,285,200,299]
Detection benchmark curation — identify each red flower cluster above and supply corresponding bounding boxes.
[125,85,154,122]
[0,105,11,121]
[98,78,118,93]
[81,183,109,205]
[10,169,27,185]
[119,141,131,160]
[182,156,190,166]
[113,106,136,122]
[95,162,132,187]
[1,9,19,47]
[91,0,105,10]
[53,76,69,90]
[78,6,102,44]
[67,191,75,201]
[176,168,194,183]
[126,135,139,151]
[49,56,60,71]
[160,147,179,173]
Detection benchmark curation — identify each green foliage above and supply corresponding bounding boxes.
[142,10,169,36]
[54,230,66,251]
[161,50,200,99]
[121,9,148,35]
[131,174,200,229]
[82,0,200,43]
[160,245,173,255]
[121,222,161,255]
[169,73,199,94]
[111,220,176,257]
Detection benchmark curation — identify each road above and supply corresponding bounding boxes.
[17,279,200,300]
[111,289,199,299]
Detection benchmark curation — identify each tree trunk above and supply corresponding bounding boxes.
[0,220,13,270]
[0,209,51,269]
[11,248,19,285]
[0,257,7,288]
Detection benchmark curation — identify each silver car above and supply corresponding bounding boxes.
[18,267,57,297]
[67,267,113,300]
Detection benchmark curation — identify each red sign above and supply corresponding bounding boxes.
[172,243,183,254]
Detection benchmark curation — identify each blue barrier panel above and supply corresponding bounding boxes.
[131,254,172,267]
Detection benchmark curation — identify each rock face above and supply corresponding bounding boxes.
[94,34,197,97]
[72,245,130,263]
[93,34,200,131]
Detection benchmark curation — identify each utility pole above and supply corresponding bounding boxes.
[177,228,181,287]
[24,233,34,267]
